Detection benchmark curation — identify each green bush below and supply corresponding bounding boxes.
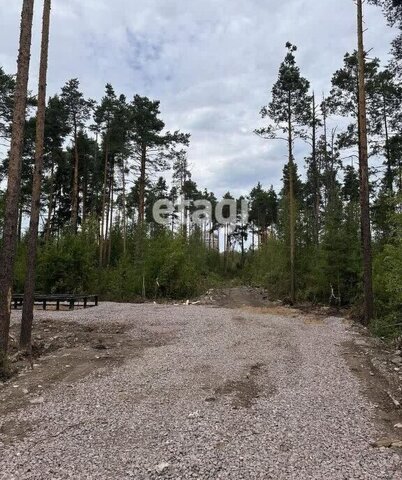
[36,231,97,294]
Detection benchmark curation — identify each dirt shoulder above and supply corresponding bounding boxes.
[0,315,172,440]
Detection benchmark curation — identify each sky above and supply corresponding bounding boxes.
[0,0,397,198]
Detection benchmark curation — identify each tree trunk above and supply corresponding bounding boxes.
[322,95,330,208]
[382,92,393,192]
[99,139,109,266]
[20,0,52,351]
[138,143,146,223]
[288,94,296,304]
[312,93,320,245]
[0,0,34,363]
[71,121,79,232]
[18,206,23,242]
[82,157,88,225]
[107,162,114,266]
[45,159,55,242]
[20,0,51,348]
[103,169,111,263]
[357,0,374,325]
[122,159,127,255]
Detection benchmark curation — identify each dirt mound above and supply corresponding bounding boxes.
[199,286,272,309]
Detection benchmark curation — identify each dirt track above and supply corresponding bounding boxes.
[1,293,402,479]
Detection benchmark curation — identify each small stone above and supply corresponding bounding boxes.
[188,411,200,418]
[391,357,402,365]
[371,438,402,448]
[372,439,390,447]
[21,388,29,394]
[29,396,44,405]
[394,423,402,429]
[155,462,169,474]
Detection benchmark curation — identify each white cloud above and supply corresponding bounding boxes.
[0,0,396,197]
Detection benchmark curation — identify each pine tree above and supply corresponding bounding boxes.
[255,42,311,302]
[94,84,120,265]
[128,95,190,224]
[0,0,35,370]
[42,96,71,240]
[357,0,374,324]
[60,79,94,233]
[20,0,52,351]
[0,68,16,142]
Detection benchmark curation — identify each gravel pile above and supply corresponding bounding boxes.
[2,303,402,479]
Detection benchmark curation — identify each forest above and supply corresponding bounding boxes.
[0,0,402,375]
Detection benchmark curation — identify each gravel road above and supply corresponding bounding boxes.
[1,303,401,479]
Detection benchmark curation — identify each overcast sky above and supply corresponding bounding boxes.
[0,0,397,197]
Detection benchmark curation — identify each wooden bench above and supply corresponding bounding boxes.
[11,294,99,311]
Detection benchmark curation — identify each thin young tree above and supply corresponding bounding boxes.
[20,0,52,351]
[129,95,190,224]
[172,148,191,234]
[255,42,311,303]
[357,0,374,324]
[0,0,35,369]
[61,79,94,233]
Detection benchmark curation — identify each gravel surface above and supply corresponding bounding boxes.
[1,303,402,479]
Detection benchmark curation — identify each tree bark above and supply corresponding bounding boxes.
[82,156,88,225]
[382,92,393,192]
[312,93,320,245]
[357,0,374,325]
[71,120,79,232]
[139,143,146,224]
[0,0,34,362]
[99,138,109,266]
[122,159,127,255]
[44,159,55,242]
[103,168,111,262]
[20,0,52,351]
[288,93,296,304]
[18,206,23,242]
[107,161,114,266]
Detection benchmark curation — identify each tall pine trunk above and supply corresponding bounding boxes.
[357,0,374,324]
[107,161,114,266]
[0,0,34,365]
[311,93,320,245]
[122,159,127,255]
[44,159,55,242]
[99,139,109,266]
[382,92,393,192]
[82,159,88,225]
[20,0,52,351]
[71,121,79,232]
[138,143,146,223]
[287,94,296,304]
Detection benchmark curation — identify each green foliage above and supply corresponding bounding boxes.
[36,231,98,294]
[372,209,402,337]
[255,42,311,141]
[243,239,290,298]
[14,227,226,301]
